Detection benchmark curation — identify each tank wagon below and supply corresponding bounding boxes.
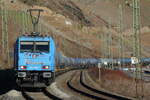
[14,34,56,87]
[57,56,100,68]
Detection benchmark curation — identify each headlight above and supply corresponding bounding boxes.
[20,66,27,69]
[42,66,49,69]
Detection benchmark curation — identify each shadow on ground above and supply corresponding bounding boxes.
[0,69,16,95]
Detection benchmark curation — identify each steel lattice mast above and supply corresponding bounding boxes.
[132,0,144,99]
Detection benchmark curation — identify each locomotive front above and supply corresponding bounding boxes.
[15,36,56,87]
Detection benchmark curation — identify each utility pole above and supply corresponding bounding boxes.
[23,10,27,34]
[5,10,10,67]
[24,10,28,33]
[118,4,124,69]
[103,27,108,68]
[103,25,110,69]
[100,32,104,58]
[1,0,5,55]
[27,12,31,32]
[102,28,106,59]
[17,11,22,35]
[103,32,106,59]
[22,11,25,35]
[108,19,113,69]
[39,21,42,33]
[2,4,10,66]
[132,0,143,99]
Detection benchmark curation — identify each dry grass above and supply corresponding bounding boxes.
[88,67,150,100]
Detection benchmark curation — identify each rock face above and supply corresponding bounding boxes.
[0,90,24,100]
[19,0,93,26]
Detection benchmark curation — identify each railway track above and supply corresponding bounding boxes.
[21,88,62,100]
[67,70,132,100]
[20,68,79,100]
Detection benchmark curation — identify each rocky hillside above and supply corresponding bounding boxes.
[73,0,150,28]
[18,0,150,57]
[19,0,94,26]
[0,0,150,68]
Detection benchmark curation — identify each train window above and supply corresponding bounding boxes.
[35,42,49,52]
[20,41,34,52]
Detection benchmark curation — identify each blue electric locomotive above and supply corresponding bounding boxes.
[14,34,56,87]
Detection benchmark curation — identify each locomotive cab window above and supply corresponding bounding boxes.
[20,41,49,52]
[35,42,49,52]
[20,41,34,52]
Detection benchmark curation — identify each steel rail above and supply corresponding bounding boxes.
[67,71,107,100]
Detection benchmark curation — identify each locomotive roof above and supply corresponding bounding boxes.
[18,36,53,41]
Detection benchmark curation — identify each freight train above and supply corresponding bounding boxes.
[14,32,150,88]
[14,9,150,88]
